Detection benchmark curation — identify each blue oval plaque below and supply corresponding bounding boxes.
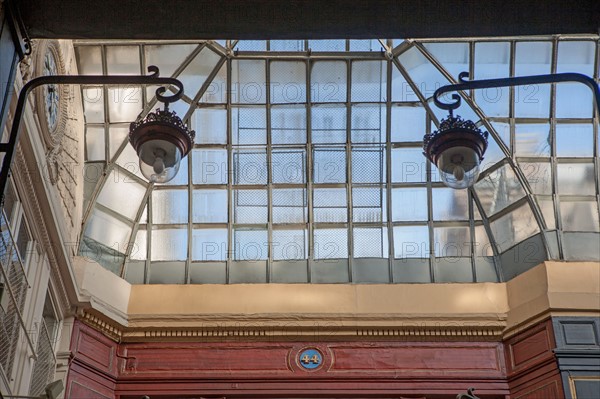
[298,348,322,369]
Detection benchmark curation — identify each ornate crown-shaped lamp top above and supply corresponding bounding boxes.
[129,106,195,150]
[423,114,489,164]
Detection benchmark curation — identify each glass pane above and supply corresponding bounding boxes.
[392,147,427,183]
[96,171,146,220]
[272,148,306,184]
[149,262,185,284]
[82,87,104,123]
[353,186,386,223]
[271,105,307,144]
[86,126,105,161]
[236,40,266,51]
[557,41,595,74]
[349,39,382,52]
[434,226,470,257]
[393,226,429,258]
[179,48,222,100]
[152,189,188,224]
[231,106,267,145]
[537,196,556,230]
[151,228,187,261]
[313,188,347,223]
[193,189,227,223]
[201,62,227,103]
[392,188,428,221]
[76,46,102,75]
[309,40,346,52]
[423,42,469,81]
[192,228,228,261]
[106,46,140,74]
[270,40,305,52]
[556,124,594,157]
[399,47,447,101]
[130,229,147,260]
[391,105,426,142]
[351,104,386,143]
[272,188,306,224]
[556,41,595,117]
[354,227,388,258]
[352,146,385,183]
[474,164,526,216]
[514,42,552,118]
[194,108,227,144]
[311,61,347,103]
[515,123,551,157]
[107,86,142,123]
[474,225,494,257]
[144,44,197,77]
[108,126,129,160]
[313,147,346,184]
[351,61,386,102]
[192,149,228,185]
[314,228,348,259]
[270,61,306,103]
[557,163,596,195]
[233,149,268,185]
[232,189,268,224]
[490,204,539,251]
[272,229,308,260]
[560,200,600,232]
[311,105,346,143]
[233,229,268,260]
[432,187,469,220]
[232,59,267,103]
[84,207,131,249]
[518,161,552,194]
[556,83,593,118]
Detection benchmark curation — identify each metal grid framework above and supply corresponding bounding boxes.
[29,294,59,396]
[75,37,600,284]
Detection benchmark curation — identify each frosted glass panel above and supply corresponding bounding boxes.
[272,105,307,144]
[351,61,386,102]
[353,186,386,223]
[474,225,494,257]
[313,188,347,223]
[514,42,551,118]
[192,149,228,185]
[193,190,227,223]
[82,87,104,123]
[424,42,469,80]
[391,105,426,142]
[152,189,188,224]
[234,229,268,260]
[392,188,428,221]
[270,61,306,103]
[194,108,227,144]
[392,147,427,183]
[314,228,348,259]
[151,228,187,261]
[351,104,386,143]
[130,229,147,260]
[106,46,140,74]
[85,207,131,249]
[272,189,306,224]
[272,229,308,260]
[86,126,105,161]
[311,61,347,103]
[232,59,266,103]
[474,42,510,117]
[76,46,103,75]
[560,200,600,232]
[432,187,469,221]
[179,48,222,100]
[97,171,146,220]
[475,164,526,216]
[233,189,268,224]
[434,226,470,257]
[272,148,306,184]
[193,228,228,261]
[353,227,388,258]
[393,226,429,258]
[231,106,267,145]
[515,124,551,156]
[233,149,268,185]
[145,44,197,77]
[107,86,142,123]
[557,163,596,195]
[108,126,129,160]
[490,204,539,251]
[518,162,552,195]
[313,147,346,184]
[311,105,347,143]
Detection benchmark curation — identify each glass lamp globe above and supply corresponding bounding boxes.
[129,106,194,184]
[423,114,488,190]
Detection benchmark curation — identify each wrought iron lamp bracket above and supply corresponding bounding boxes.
[0,66,185,204]
[433,71,600,116]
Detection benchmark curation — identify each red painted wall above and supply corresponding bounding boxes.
[65,320,563,398]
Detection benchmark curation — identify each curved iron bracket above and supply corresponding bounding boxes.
[433,71,600,116]
[0,66,185,204]
[457,387,481,399]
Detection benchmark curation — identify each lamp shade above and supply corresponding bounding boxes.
[129,107,194,183]
[423,115,488,189]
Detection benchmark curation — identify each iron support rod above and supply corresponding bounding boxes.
[0,66,184,205]
[433,72,600,116]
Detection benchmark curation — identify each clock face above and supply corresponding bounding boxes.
[43,51,60,132]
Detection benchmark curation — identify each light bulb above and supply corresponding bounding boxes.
[453,165,465,181]
[153,156,165,175]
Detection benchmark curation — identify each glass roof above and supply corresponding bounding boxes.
[75,38,600,284]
